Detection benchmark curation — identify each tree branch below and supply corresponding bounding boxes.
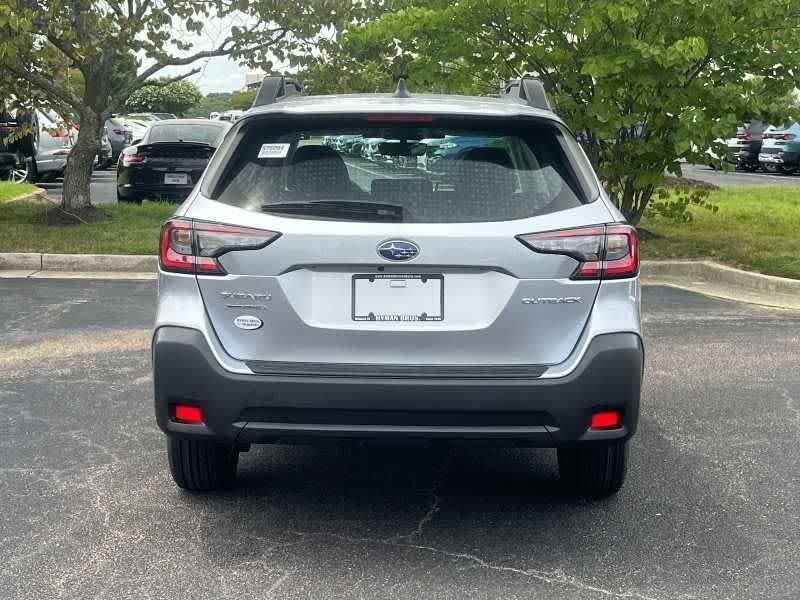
[140,68,202,87]
[5,63,83,113]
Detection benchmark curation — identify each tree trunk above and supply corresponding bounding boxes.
[62,109,103,210]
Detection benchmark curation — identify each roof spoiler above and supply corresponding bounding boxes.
[252,75,304,108]
[502,78,551,111]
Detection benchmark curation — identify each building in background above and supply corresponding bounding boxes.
[245,70,267,89]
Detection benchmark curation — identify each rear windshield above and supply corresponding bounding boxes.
[205,117,597,223]
[147,123,227,146]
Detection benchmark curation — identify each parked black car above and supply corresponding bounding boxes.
[116,119,230,203]
[736,138,763,172]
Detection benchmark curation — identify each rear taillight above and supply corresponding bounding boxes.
[784,133,796,141]
[121,146,145,167]
[517,224,638,280]
[159,219,280,275]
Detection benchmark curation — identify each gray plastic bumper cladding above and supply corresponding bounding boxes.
[153,327,643,447]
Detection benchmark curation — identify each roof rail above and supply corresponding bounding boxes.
[502,78,551,111]
[252,75,304,108]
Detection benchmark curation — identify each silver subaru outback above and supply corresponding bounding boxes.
[153,77,643,497]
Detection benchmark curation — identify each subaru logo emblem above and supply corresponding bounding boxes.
[377,240,419,261]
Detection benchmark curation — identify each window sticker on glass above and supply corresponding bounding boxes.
[258,143,291,159]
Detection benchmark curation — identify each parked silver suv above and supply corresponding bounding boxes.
[153,77,643,497]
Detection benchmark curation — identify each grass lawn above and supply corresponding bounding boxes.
[0,181,39,203]
[0,202,175,254]
[640,186,800,279]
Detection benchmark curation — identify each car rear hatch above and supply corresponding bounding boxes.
[173,112,632,369]
[133,142,214,187]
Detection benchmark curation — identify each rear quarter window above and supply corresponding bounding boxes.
[203,115,598,223]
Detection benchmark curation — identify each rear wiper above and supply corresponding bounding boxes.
[261,200,404,222]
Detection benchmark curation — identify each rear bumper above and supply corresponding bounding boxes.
[117,183,193,201]
[759,152,799,167]
[153,327,643,446]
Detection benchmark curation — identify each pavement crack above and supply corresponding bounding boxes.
[287,529,659,600]
[386,491,441,542]
[265,569,295,599]
[782,388,800,441]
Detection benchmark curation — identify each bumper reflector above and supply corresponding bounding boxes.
[173,404,204,424]
[590,410,621,429]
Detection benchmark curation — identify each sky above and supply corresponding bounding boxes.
[160,57,249,94]
[145,12,293,95]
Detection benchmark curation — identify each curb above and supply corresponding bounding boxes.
[0,252,157,273]
[3,187,52,205]
[641,260,800,309]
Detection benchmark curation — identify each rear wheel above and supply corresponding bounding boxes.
[7,156,36,183]
[117,188,141,204]
[779,165,797,175]
[558,440,628,498]
[167,436,239,491]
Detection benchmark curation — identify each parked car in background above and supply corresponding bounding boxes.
[116,118,230,202]
[724,121,765,167]
[152,113,177,120]
[361,137,386,160]
[209,112,221,120]
[759,122,800,174]
[218,110,244,122]
[121,118,148,144]
[105,117,132,163]
[95,129,113,169]
[126,112,161,123]
[0,106,75,182]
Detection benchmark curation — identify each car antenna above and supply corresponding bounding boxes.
[393,78,411,98]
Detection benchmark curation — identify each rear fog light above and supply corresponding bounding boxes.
[590,410,621,430]
[173,404,204,424]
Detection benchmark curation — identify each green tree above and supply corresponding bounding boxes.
[185,92,233,118]
[126,79,202,116]
[310,0,800,223]
[230,88,257,110]
[0,0,357,213]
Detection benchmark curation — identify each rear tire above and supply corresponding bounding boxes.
[558,440,628,498]
[167,436,239,492]
[117,188,141,204]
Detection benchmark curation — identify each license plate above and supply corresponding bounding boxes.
[352,274,443,321]
[164,173,189,185]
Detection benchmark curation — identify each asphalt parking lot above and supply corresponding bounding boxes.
[38,168,117,205]
[1,279,798,599]
[680,163,800,187]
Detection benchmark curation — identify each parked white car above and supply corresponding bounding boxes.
[0,107,76,182]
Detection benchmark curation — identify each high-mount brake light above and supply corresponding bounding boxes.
[517,224,638,280]
[159,219,280,275]
[366,114,434,123]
